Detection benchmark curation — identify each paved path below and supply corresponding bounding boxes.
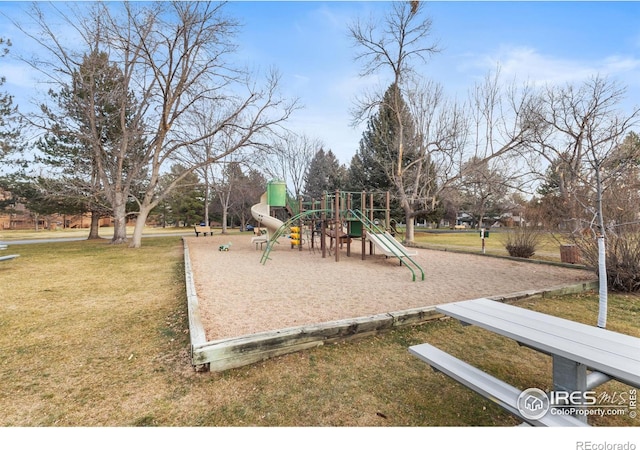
[1,233,189,246]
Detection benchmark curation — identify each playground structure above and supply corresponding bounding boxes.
[250,180,424,281]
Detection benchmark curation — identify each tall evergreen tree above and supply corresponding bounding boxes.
[37,49,146,240]
[163,164,204,227]
[347,83,419,216]
[0,37,19,160]
[303,148,346,200]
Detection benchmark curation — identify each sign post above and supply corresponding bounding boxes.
[480,228,487,254]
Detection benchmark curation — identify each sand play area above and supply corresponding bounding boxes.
[184,234,598,342]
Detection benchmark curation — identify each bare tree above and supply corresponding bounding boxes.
[211,159,238,233]
[259,131,321,200]
[467,69,540,168]
[448,70,542,227]
[407,68,537,240]
[402,77,467,237]
[14,2,297,247]
[457,156,511,228]
[349,1,441,241]
[349,4,537,242]
[177,100,256,228]
[532,75,640,327]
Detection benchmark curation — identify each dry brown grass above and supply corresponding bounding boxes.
[0,225,195,241]
[413,229,565,262]
[0,237,637,428]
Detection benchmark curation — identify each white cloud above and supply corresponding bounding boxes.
[602,55,640,72]
[466,45,640,89]
[3,61,38,89]
[475,46,591,85]
[600,55,640,87]
[291,73,311,89]
[312,4,345,30]
[331,72,383,99]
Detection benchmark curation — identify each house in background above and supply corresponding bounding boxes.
[0,188,111,230]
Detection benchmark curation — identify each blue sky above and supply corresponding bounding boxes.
[2,1,640,165]
[226,1,640,164]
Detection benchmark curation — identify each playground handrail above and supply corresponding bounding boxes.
[285,193,300,217]
[259,207,425,282]
[348,209,425,282]
[260,209,330,264]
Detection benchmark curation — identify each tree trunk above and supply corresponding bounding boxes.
[595,165,607,328]
[111,192,128,244]
[404,212,415,243]
[221,209,228,234]
[88,210,101,240]
[130,207,150,248]
[204,172,210,226]
[402,197,415,243]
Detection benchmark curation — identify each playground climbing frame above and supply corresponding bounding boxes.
[258,190,425,281]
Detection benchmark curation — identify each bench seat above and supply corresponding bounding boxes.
[251,228,268,249]
[251,235,268,250]
[436,298,640,389]
[0,254,19,262]
[409,343,589,427]
[194,226,212,237]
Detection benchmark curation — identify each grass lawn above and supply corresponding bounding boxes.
[0,225,248,241]
[0,235,637,430]
[411,229,570,262]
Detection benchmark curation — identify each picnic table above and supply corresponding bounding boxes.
[0,243,19,262]
[410,298,640,426]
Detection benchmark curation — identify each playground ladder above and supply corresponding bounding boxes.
[348,209,425,282]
